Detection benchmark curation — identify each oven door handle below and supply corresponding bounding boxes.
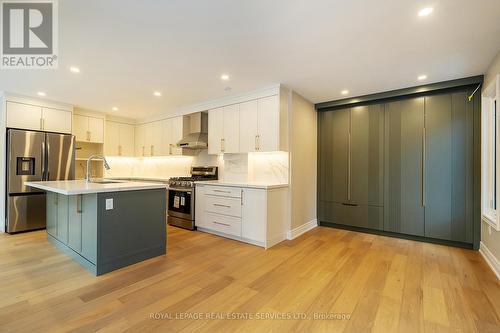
[168,187,193,193]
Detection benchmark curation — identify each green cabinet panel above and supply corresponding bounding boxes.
[318,111,335,204]
[81,194,97,264]
[46,192,57,237]
[424,92,473,242]
[56,194,69,244]
[351,104,384,206]
[384,98,425,236]
[68,195,82,253]
[331,108,350,203]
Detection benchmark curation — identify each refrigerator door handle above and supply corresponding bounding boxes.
[41,141,46,180]
[46,138,50,180]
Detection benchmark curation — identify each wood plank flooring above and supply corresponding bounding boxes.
[0,226,499,332]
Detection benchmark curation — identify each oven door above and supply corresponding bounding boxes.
[168,188,194,220]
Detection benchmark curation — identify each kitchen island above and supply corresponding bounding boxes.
[25,180,167,276]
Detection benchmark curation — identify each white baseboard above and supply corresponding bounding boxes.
[479,241,500,280]
[287,219,318,240]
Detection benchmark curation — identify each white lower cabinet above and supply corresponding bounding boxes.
[195,184,287,248]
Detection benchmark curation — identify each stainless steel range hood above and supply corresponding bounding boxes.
[176,112,208,149]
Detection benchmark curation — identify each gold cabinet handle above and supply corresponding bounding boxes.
[142,146,145,156]
[151,145,154,156]
[118,145,122,156]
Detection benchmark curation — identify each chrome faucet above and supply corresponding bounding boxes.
[85,155,111,182]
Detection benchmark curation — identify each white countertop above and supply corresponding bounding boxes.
[25,180,167,195]
[194,180,288,190]
[105,176,172,183]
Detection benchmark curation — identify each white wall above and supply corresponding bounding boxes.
[481,49,500,275]
[289,92,317,230]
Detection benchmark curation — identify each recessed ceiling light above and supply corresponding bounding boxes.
[112,107,119,111]
[153,91,162,97]
[341,90,349,95]
[37,92,46,97]
[69,66,80,73]
[418,7,433,17]
[418,74,428,81]
[220,74,230,81]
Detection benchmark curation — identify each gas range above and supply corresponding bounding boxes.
[167,166,218,230]
[168,177,198,189]
[168,166,218,188]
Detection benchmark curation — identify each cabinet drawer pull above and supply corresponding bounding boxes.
[118,145,122,156]
[213,189,231,193]
[213,221,230,227]
[342,202,358,207]
[142,146,145,156]
[151,145,154,156]
[213,203,230,208]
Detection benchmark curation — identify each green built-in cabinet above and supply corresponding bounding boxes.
[318,88,477,247]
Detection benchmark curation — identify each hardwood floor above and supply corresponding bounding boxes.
[0,225,499,333]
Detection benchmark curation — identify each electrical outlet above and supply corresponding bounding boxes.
[105,198,114,210]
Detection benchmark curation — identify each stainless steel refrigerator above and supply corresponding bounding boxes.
[6,129,75,233]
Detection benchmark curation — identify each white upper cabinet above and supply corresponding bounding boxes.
[134,116,184,157]
[88,117,104,143]
[161,116,184,156]
[149,121,162,156]
[72,115,88,141]
[6,102,72,134]
[239,100,259,152]
[209,94,283,154]
[105,121,135,156]
[208,107,224,154]
[6,102,42,131]
[135,124,145,156]
[119,123,135,156]
[73,115,104,143]
[42,108,72,134]
[257,95,280,152]
[208,105,239,154]
[104,121,120,156]
[223,105,240,153]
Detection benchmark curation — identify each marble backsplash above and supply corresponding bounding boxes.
[104,151,289,184]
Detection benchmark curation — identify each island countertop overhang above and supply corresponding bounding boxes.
[25,180,167,195]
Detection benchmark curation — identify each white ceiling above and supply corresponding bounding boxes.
[1,0,499,119]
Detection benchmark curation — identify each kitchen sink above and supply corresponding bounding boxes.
[89,179,125,184]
